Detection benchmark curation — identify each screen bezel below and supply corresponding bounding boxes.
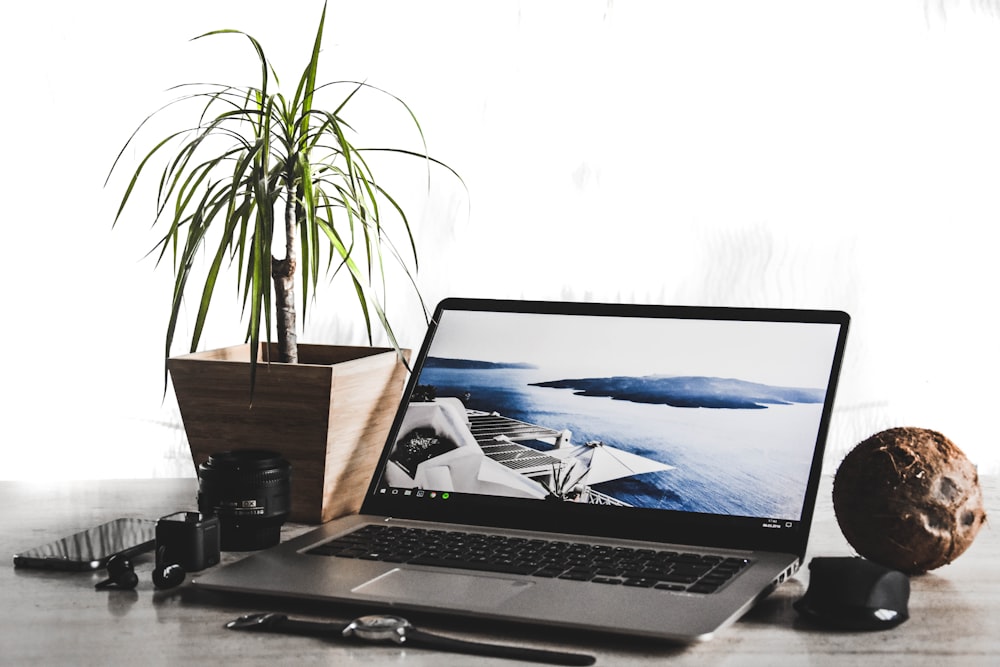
[362,298,850,559]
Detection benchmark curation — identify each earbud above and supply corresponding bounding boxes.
[95,554,139,590]
[152,562,186,589]
[152,546,186,589]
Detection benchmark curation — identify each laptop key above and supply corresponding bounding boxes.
[379,554,409,563]
[531,568,565,578]
[623,578,657,588]
[333,549,367,559]
[654,583,687,591]
[408,556,537,576]
[657,573,701,584]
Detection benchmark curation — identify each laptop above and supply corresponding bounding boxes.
[193,298,850,642]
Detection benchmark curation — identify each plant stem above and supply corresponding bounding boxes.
[272,183,298,363]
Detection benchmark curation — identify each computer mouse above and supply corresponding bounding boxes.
[793,556,910,630]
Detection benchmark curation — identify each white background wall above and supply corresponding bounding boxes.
[2,0,999,480]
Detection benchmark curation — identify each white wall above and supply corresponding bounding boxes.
[3,0,999,480]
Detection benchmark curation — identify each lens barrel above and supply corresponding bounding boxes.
[197,449,291,551]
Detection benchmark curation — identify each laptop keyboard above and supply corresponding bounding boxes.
[306,524,750,594]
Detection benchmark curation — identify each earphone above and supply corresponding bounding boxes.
[95,554,139,590]
[152,546,186,589]
[94,549,186,591]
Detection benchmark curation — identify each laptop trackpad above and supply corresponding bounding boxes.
[352,568,534,609]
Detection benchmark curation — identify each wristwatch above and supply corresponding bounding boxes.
[226,612,595,666]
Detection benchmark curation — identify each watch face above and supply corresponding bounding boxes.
[346,615,412,643]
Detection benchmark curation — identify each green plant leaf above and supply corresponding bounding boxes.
[107,0,461,395]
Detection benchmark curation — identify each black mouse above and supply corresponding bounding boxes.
[793,557,910,630]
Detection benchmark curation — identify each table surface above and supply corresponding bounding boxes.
[2,476,996,666]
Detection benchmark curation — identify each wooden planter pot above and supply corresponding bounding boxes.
[167,343,409,524]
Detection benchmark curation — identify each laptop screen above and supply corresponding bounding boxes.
[365,299,849,555]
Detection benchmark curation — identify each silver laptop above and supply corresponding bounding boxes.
[193,298,850,642]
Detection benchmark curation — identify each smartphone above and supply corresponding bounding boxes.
[12,518,157,571]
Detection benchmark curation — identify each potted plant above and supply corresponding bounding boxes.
[107,2,461,523]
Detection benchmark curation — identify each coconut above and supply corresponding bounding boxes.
[832,427,987,574]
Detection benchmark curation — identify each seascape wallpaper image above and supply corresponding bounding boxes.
[386,310,842,522]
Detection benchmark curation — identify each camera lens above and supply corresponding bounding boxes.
[197,449,291,551]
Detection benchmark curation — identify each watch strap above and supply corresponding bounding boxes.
[226,613,348,638]
[404,627,596,666]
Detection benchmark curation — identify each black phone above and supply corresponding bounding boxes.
[12,518,157,571]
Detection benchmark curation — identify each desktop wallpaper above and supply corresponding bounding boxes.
[383,310,842,521]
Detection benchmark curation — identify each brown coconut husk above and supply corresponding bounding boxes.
[832,427,987,574]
